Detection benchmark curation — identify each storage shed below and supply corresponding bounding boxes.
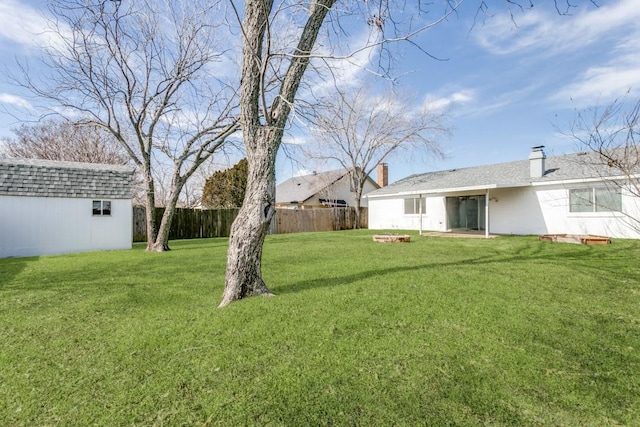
[0,158,134,258]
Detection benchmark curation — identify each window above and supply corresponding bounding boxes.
[595,187,621,212]
[569,187,621,213]
[569,189,592,213]
[93,200,112,216]
[404,197,426,215]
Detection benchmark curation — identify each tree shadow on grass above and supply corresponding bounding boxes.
[273,242,633,296]
[0,256,40,289]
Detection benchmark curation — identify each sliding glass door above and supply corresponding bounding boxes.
[446,195,486,231]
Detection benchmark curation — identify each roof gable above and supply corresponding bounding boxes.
[0,158,135,199]
[276,169,348,204]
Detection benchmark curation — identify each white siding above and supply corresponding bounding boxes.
[368,195,447,231]
[488,185,640,238]
[370,184,640,238]
[0,196,132,258]
[488,187,547,235]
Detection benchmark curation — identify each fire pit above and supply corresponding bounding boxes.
[372,233,411,243]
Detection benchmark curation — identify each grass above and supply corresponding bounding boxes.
[1,231,639,426]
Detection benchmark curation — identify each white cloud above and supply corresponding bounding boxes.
[282,135,308,146]
[551,24,640,107]
[0,93,32,109]
[474,0,640,56]
[471,0,640,109]
[309,28,380,95]
[424,90,475,111]
[553,57,640,106]
[0,0,59,49]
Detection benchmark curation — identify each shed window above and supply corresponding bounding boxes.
[404,197,425,215]
[569,187,621,213]
[93,200,112,216]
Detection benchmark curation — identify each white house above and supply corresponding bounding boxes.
[367,147,640,239]
[276,166,382,209]
[0,158,135,258]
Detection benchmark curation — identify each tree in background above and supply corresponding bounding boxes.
[18,0,239,252]
[202,158,248,209]
[2,119,128,165]
[303,86,448,228]
[568,97,640,232]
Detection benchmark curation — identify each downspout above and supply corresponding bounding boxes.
[485,189,490,238]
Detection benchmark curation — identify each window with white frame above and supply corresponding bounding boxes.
[404,197,426,215]
[569,187,621,213]
[93,200,112,216]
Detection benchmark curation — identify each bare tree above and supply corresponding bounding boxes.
[18,0,239,252]
[220,0,467,307]
[1,119,129,165]
[567,97,640,231]
[303,86,448,227]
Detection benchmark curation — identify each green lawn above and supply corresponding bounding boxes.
[1,231,639,426]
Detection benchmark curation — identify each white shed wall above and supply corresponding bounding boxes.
[0,196,132,258]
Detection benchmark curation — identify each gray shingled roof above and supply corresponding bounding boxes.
[0,158,135,199]
[368,150,630,198]
[276,169,348,204]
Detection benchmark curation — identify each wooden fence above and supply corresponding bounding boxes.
[133,206,368,242]
[274,207,367,234]
[132,207,240,242]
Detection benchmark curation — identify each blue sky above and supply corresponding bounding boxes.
[1,0,639,185]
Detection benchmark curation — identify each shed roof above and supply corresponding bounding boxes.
[0,158,135,199]
[368,150,631,198]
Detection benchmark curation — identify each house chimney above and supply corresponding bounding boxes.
[377,163,388,187]
[529,146,546,178]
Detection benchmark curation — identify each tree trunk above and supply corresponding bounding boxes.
[219,133,277,307]
[151,202,175,252]
[142,165,159,251]
[353,197,362,229]
[219,0,334,306]
[353,171,366,229]
[353,182,364,229]
[151,177,185,252]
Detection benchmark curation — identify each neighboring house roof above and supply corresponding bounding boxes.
[368,150,633,198]
[0,158,135,199]
[275,168,352,204]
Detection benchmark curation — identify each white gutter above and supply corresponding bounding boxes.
[366,182,530,199]
[530,174,640,187]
